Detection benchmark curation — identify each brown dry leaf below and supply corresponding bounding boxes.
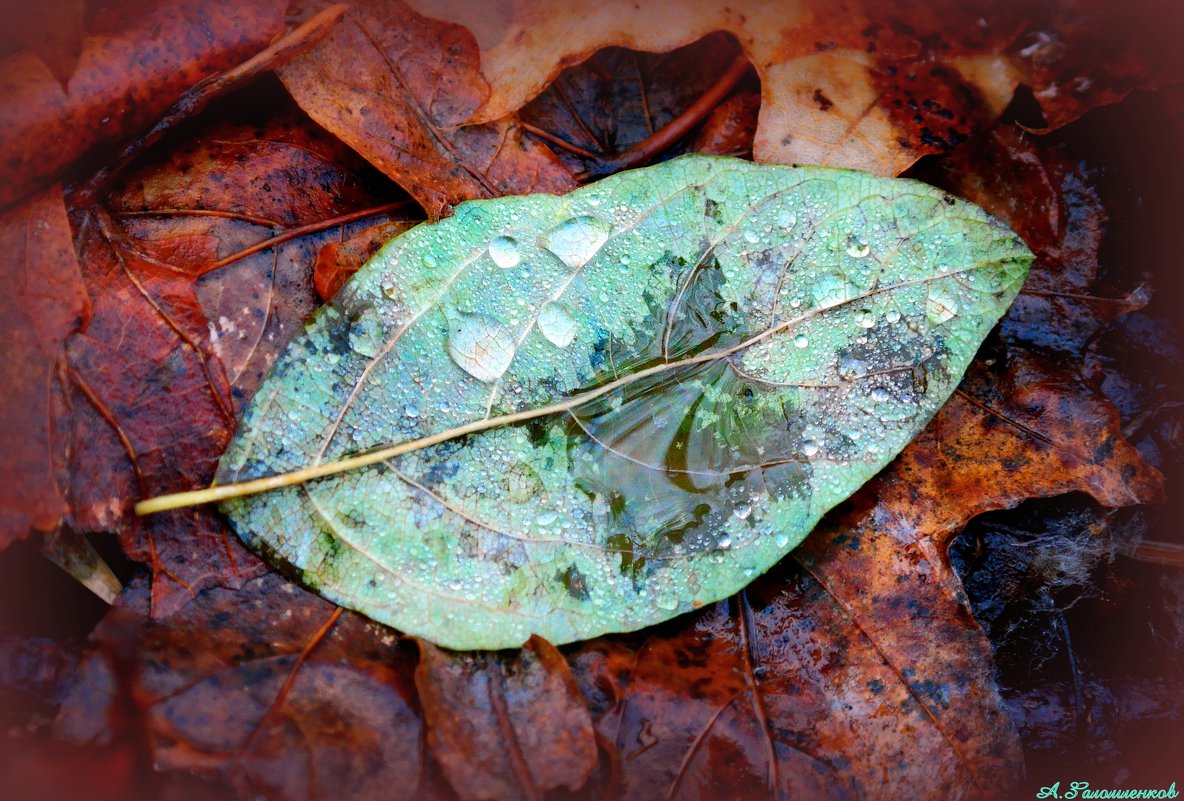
[417,636,598,801]
[0,0,86,88]
[408,0,1031,176]
[0,0,287,209]
[56,572,426,801]
[692,92,762,159]
[107,104,413,405]
[314,220,418,302]
[276,0,576,217]
[0,186,88,548]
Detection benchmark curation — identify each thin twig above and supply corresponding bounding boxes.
[72,5,348,207]
[197,201,416,275]
[520,121,602,159]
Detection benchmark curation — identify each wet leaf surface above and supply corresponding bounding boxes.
[0,1,1177,796]
[215,156,1031,648]
[277,0,576,217]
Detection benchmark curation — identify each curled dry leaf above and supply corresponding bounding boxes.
[0,0,287,209]
[56,573,425,801]
[416,636,598,801]
[208,155,1031,648]
[276,0,576,217]
[0,186,88,548]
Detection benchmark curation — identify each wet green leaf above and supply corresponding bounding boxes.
[215,155,1032,649]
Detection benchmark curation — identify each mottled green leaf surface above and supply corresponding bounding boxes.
[217,155,1032,649]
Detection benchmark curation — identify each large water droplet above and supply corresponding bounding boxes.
[926,286,959,324]
[856,309,876,328]
[655,593,678,611]
[870,387,891,402]
[801,440,820,457]
[488,236,521,268]
[813,273,848,309]
[538,302,578,347]
[885,309,901,324]
[544,216,612,269]
[447,314,516,383]
[794,333,809,348]
[837,356,869,380]
[846,240,871,258]
[775,533,791,548]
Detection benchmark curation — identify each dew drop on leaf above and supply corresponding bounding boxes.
[538,302,578,347]
[446,314,516,383]
[926,286,960,324]
[794,333,809,348]
[488,236,521,268]
[544,216,612,268]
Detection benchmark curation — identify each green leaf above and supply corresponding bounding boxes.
[214,155,1032,649]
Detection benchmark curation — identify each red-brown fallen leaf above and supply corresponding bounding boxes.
[926,126,1146,355]
[0,0,86,88]
[56,573,426,801]
[408,0,1031,176]
[0,186,89,549]
[62,209,260,615]
[0,0,287,210]
[517,32,752,175]
[315,220,418,302]
[1018,0,1180,131]
[692,92,761,159]
[276,0,576,217]
[106,101,412,404]
[417,636,597,801]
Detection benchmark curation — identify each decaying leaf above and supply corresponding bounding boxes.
[0,186,88,548]
[416,636,598,800]
[57,573,425,801]
[0,0,287,209]
[208,155,1032,648]
[276,0,576,217]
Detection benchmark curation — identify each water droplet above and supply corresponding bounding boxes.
[405,405,420,418]
[718,534,734,548]
[856,309,875,328]
[743,229,760,244]
[837,355,869,380]
[846,240,871,258]
[926,286,959,324]
[802,440,820,457]
[733,504,752,521]
[870,387,891,402]
[813,274,848,309]
[544,216,612,268]
[655,593,678,611]
[380,277,398,299]
[488,236,521,268]
[885,309,901,323]
[794,333,809,348]
[538,302,578,348]
[776,208,797,229]
[775,533,790,548]
[536,510,558,527]
[447,314,516,383]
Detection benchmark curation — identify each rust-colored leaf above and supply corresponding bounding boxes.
[314,220,418,302]
[0,186,88,548]
[0,0,287,209]
[0,0,86,88]
[417,636,597,801]
[276,0,576,217]
[56,573,425,801]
